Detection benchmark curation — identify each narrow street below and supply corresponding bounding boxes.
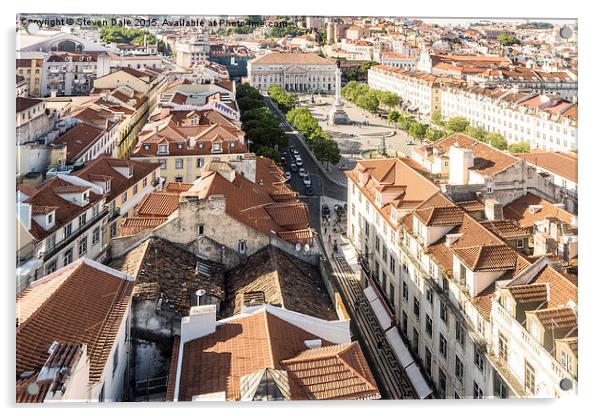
[322,226,418,399]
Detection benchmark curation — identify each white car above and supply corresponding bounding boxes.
[303,175,311,186]
[295,157,303,167]
[299,168,306,177]
[284,172,291,182]
[292,149,299,157]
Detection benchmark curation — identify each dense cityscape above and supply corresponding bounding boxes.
[15,15,578,402]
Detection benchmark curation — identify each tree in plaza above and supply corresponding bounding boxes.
[409,121,428,140]
[508,142,531,153]
[357,91,380,113]
[426,128,446,142]
[445,116,470,133]
[313,137,341,169]
[397,113,414,131]
[485,132,508,150]
[464,125,487,141]
[431,110,445,127]
[387,110,401,125]
[377,90,400,109]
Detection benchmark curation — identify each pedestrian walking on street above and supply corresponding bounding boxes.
[328,235,332,245]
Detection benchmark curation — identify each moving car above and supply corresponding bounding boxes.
[292,149,299,157]
[290,164,298,173]
[299,168,306,177]
[304,185,314,196]
[280,156,286,166]
[303,175,311,186]
[284,172,291,182]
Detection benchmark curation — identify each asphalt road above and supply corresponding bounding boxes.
[263,96,348,231]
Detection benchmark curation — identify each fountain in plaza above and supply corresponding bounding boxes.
[327,60,351,125]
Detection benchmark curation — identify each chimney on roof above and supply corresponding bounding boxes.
[448,143,474,185]
[180,304,217,344]
[445,233,463,247]
[484,199,503,221]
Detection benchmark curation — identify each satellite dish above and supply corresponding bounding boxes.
[559,26,573,40]
[295,243,301,252]
[303,244,310,253]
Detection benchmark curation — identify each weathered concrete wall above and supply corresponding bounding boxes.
[153,195,270,259]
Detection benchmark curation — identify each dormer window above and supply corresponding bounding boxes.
[106,180,111,192]
[47,212,54,225]
[212,143,221,152]
[198,143,204,149]
[143,144,151,151]
[158,144,168,154]
[177,143,183,150]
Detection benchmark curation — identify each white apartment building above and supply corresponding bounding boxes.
[381,51,417,70]
[368,65,461,114]
[440,86,578,151]
[175,35,211,68]
[16,174,110,291]
[247,52,337,93]
[345,158,578,399]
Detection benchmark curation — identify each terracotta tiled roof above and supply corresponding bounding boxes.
[22,177,104,240]
[530,306,577,330]
[414,193,465,226]
[164,182,193,194]
[454,244,517,272]
[347,158,439,229]
[135,192,180,217]
[514,151,578,183]
[16,97,43,113]
[503,193,575,229]
[249,52,335,65]
[507,283,548,304]
[176,309,378,401]
[280,342,380,400]
[479,219,530,240]
[417,133,520,177]
[224,245,337,320]
[119,217,167,236]
[109,237,225,316]
[51,123,106,164]
[73,155,160,203]
[16,260,133,400]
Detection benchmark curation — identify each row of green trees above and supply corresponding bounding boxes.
[267,85,296,113]
[286,107,341,168]
[431,111,531,152]
[236,84,288,160]
[387,110,446,142]
[341,81,400,113]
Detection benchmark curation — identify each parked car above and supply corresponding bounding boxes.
[321,205,330,217]
[334,204,345,218]
[285,172,292,182]
[299,168,306,177]
[290,164,298,172]
[303,175,311,186]
[305,185,314,196]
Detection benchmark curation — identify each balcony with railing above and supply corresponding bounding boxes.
[491,300,577,397]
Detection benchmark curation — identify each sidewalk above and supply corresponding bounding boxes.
[319,201,418,399]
